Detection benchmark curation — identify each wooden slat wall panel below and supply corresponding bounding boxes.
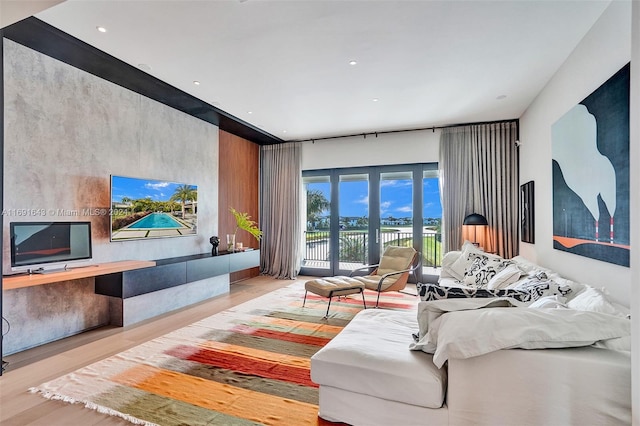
[218,130,260,282]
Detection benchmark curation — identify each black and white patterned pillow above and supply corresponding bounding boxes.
[418,280,572,304]
[418,282,531,302]
[510,273,573,300]
[462,255,514,288]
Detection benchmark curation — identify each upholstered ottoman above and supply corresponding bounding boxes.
[303,277,366,318]
[310,309,448,425]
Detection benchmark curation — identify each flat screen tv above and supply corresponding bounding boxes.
[10,221,93,270]
[110,175,198,241]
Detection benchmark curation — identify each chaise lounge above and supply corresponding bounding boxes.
[303,246,419,315]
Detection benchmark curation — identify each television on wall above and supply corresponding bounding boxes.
[10,221,93,270]
[110,175,198,241]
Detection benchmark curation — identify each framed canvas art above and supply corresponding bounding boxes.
[551,63,630,267]
[520,180,534,244]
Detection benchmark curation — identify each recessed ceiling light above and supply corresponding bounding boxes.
[349,60,357,66]
[283,130,288,134]
[372,98,379,102]
[248,111,253,114]
[193,80,201,85]
[96,26,107,33]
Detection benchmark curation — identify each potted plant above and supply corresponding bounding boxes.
[229,207,262,251]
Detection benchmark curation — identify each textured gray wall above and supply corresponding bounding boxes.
[2,39,221,354]
[3,278,109,353]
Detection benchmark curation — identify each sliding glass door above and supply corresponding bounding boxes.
[302,174,332,275]
[337,173,370,273]
[301,163,441,282]
[380,171,414,251]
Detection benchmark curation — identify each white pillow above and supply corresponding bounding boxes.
[510,256,553,276]
[567,285,630,318]
[448,242,484,280]
[443,253,465,281]
[548,275,585,299]
[441,250,463,279]
[487,264,522,289]
[509,274,572,301]
[528,295,567,309]
[413,307,631,368]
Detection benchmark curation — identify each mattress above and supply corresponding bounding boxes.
[318,385,449,426]
[447,346,632,425]
[311,309,447,409]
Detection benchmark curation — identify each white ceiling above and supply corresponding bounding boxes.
[34,0,610,142]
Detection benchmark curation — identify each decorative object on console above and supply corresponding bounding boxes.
[462,213,487,246]
[226,234,235,252]
[229,207,262,251]
[209,236,219,256]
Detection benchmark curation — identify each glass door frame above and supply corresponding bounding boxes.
[301,163,438,283]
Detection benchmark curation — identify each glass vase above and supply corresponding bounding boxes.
[226,234,236,252]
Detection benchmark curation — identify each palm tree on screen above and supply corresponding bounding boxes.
[170,185,197,219]
[120,196,133,214]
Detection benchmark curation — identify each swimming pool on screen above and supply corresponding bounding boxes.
[127,213,186,229]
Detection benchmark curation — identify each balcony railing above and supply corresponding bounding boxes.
[303,230,442,270]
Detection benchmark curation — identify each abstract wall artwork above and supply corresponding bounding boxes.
[551,63,630,267]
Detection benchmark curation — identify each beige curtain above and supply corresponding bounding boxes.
[439,122,519,258]
[260,142,302,279]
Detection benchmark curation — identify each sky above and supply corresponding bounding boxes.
[309,177,442,219]
[111,175,197,203]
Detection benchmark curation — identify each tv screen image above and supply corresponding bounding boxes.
[10,222,92,268]
[110,175,198,241]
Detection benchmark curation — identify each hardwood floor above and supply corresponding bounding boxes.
[0,275,306,426]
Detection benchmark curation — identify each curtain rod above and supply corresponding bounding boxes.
[294,118,519,143]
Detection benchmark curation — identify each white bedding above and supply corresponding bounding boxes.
[410,298,631,368]
[311,309,447,409]
[447,346,632,426]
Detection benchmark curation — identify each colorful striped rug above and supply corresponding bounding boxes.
[30,281,418,425]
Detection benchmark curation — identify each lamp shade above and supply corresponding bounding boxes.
[463,213,488,226]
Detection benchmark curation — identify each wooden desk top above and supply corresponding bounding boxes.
[2,260,156,290]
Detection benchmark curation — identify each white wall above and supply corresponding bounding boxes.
[630,1,639,423]
[302,129,440,170]
[518,1,631,305]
